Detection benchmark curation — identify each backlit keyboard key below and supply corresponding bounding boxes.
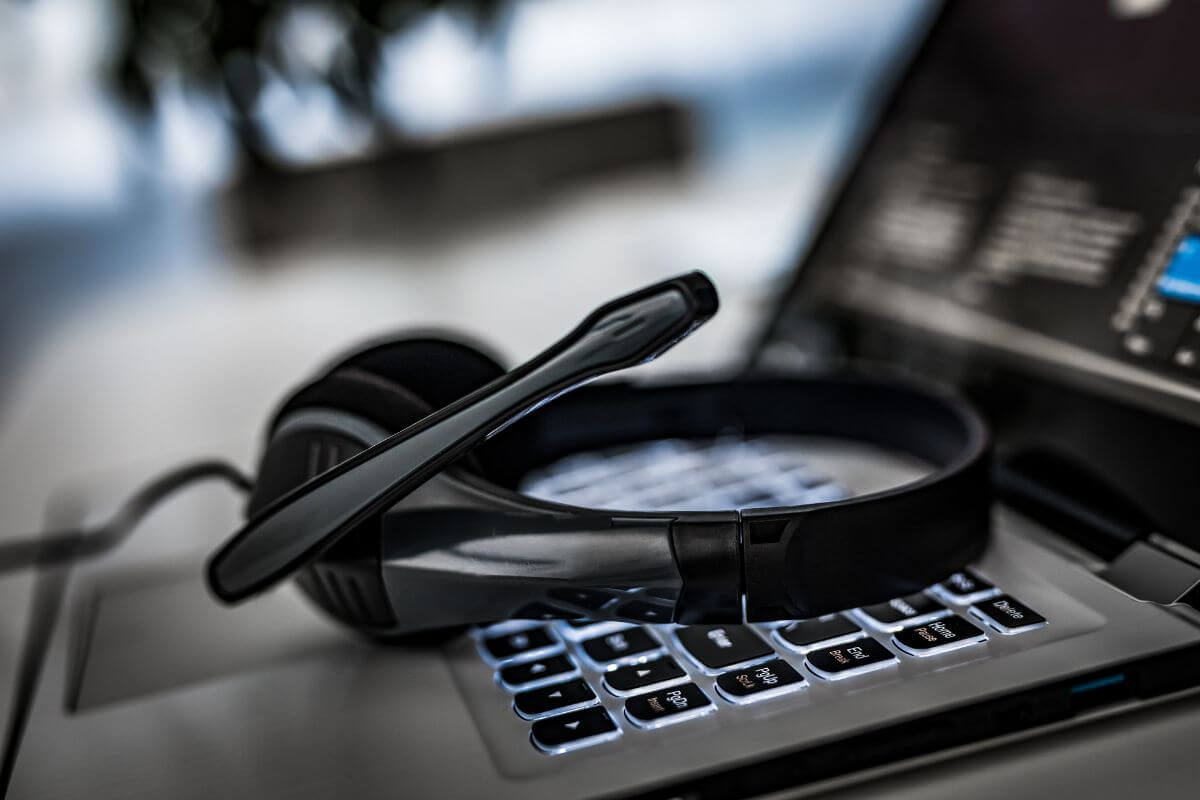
[580,627,662,665]
[624,683,714,729]
[715,658,806,704]
[481,626,560,665]
[675,625,773,673]
[855,593,949,632]
[512,602,582,621]
[969,595,1048,634]
[775,615,863,652]
[603,657,687,696]
[547,587,619,611]
[513,678,598,720]
[557,618,632,642]
[530,707,621,754]
[805,637,897,681]
[498,654,578,691]
[930,569,999,605]
[892,615,987,657]
[613,599,673,623]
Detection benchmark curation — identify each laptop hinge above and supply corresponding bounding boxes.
[995,449,1200,609]
[1099,541,1200,607]
[994,449,1154,562]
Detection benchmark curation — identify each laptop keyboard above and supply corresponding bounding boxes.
[470,436,1049,755]
[475,576,1047,754]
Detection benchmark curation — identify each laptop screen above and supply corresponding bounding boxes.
[761,0,1200,546]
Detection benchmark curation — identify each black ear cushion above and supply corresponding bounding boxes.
[266,366,495,481]
[271,368,434,437]
[326,335,507,413]
[250,369,432,519]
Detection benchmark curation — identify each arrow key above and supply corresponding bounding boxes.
[514,678,598,720]
[603,657,688,696]
[531,707,621,754]
[498,654,578,691]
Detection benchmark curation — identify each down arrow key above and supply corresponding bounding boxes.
[531,708,620,754]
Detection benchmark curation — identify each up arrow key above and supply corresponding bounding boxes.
[564,720,581,730]
[548,690,563,698]
[636,669,652,678]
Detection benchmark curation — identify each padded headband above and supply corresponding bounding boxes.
[470,375,992,620]
[478,375,980,486]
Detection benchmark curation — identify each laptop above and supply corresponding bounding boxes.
[12,1,1200,797]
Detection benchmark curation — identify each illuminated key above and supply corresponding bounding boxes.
[715,658,806,704]
[481,626,560,666]
[531,707,621,754]
[855,593,949,632]
[624,683,714,729]
[892,615,987,657]
[513,678,598,721]
[805,638,897,680]
[580,627,661,666]
[775,615,863,652]
[969,595,1047,635]
[675,625,773,673]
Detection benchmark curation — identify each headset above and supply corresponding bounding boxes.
[204,271,992,638]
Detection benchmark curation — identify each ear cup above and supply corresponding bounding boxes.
[256,335,508,511]
[327,335,507,413]
[271,368,434,442]
[248,369,437,636]
[245,337,508,640]
[250,368,434,516]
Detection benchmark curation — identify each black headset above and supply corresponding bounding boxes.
[206,272,992,637]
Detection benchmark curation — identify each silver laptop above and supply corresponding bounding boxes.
[11,2,1200,797]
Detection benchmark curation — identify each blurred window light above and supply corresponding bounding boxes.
[502,0,848,107]
[253,67,376,166]
[0,0,931,228]
[375,8,502,137]
[0,0,127,223]
[273,3,353,78]
[367,0,927,157]
[500,0,916,110]
[154,80,239,192]
[0,100,128,225]
[6,0,116,103]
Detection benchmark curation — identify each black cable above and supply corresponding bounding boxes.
[0,459,252,796]
[0,523,80,798]
[0,460,252,575]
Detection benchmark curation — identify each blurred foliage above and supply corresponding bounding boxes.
[115,1,505,137]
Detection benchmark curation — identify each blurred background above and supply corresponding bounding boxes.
[0,0,930,553]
